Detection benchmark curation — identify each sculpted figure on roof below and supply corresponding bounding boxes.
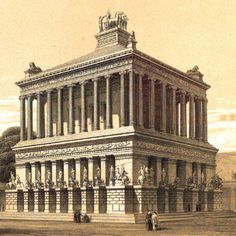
[98,11,128,32]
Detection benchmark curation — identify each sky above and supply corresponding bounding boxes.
[0,0,236,153]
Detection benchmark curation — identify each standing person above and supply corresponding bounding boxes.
[76,210,81,223]
[74,210,78,222]
[145,210,153,231]
[152,211,158,231]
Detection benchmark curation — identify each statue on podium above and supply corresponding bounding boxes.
[68,168,79,188]
[82,167,89,187]
[45,170,54,188]
[109,165,115,186]
[57,170,66,188]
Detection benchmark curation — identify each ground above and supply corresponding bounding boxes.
[0,216,236,236]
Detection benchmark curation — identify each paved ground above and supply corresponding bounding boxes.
[0,216,236,236]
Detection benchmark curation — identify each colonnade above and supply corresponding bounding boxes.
[19,71,208,142]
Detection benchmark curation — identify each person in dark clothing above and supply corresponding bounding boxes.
[145,210,153,231]
[74,210,78,222]
[76,210,81,223]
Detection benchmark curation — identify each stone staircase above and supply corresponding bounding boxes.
[194,210,236,219]
[0,211,196,224]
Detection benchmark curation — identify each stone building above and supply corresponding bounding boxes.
[5,11,222,219]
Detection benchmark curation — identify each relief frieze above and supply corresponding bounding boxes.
[15,140,133,160]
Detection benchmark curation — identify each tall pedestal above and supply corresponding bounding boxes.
[55,188,61,213]
[23,190,29,212]
[44,189,49,213]
[133,186,157,213]
[191,188,199,212]
[176,188,184,212]
[5,190,18,212]
[199,189,208,212]
[164,187,169,213]
[68,187,81,213]
[94,186,107,213]
[106,186,133,213]
[212,189,223,211]
[34,189,39,212]
[81,187,94,213]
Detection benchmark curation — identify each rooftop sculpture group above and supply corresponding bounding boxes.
[99,11,128,32]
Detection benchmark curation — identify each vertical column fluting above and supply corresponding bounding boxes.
[202,98,208,142]
[37,92,45,138]
[68,84,75,134]
[93,78,99,131]
[64,160,69,186]
[75,159,82,186]
[149,78,155,129]
[101,156,108,185]
[170,86,177,134]
[138,74,144,128]
[57,87,64,136]
[106,75,112,129]
[120,72,126,126]
[195,97,203,140]
[176,100,179,136]
[27,95,33,140]
[81,82,87,132]
[52,161,57,186]
[47,90,53,137]
[20,96,26,141]
[189,93,195,139]
[129,70,135,126]
[160,81,167,132]
[180,90,187,137]
[41,162,46,186]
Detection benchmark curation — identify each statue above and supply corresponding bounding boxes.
[161,168,166,183]
[16,175,24,188]
[137,165,154,186]
[98,11,128,32]
[187,65,199,73]
[57,170,66,188]
[201,171,205,184]
[115,165,130,186]
[94,166,103,186]
[109,165,115,186]
[82,167,89,187]
[6,171,16,189]
[209,174,223,190]
[69,168,79,188]
[34,170,43,189]
[46,170,54,188]
[192,170,197,185]
[24,62,42,77]
[25,172,32,189]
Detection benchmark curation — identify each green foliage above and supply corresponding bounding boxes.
[0,126,20,183]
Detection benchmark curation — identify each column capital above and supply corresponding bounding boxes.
[159,80,167,86]
[56,86,65,91]
[80,80,88,85]
[46,89,54,93]
[178,89,186,95]
[119,71,126,76]
[168,84,177,90]
[19,95,26,100]
[92,77,100,82]
[67,83,76,88]
[104,74,111,79]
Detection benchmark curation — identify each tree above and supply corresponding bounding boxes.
[0,126,20,183]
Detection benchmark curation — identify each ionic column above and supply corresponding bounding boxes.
[64,160,69,186]
[52,161,57,186]
[156,158,162,186]
[160,81,167,132]
[88,158,96,185]
[37,92,45,138]
[170,86,177,134]
[57,87,64,136]
[93,78,99,131]
[75,159,82,186]
[138,74,144,128]
[129,70,135,126]
[168,159,177,184]
[180,90,187,137]
[31,163,36,184]
[195,97,203,140]
[81,82,87,132]
[105,75,112,129]
[176,100,179,136]
[149,78,155,129]
[20,96,26,141]
[189,93,195,139]
[101,156,108,185]
[41,162,46,186]
[68,84,75,134]
[27,95,33,140]
[120,72,126,126]
[202,98,208,142]
[47,90,53,137]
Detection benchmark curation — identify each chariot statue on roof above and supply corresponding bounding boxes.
[98,11,128,32]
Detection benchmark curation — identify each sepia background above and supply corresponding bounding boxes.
[0,0,235,179]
